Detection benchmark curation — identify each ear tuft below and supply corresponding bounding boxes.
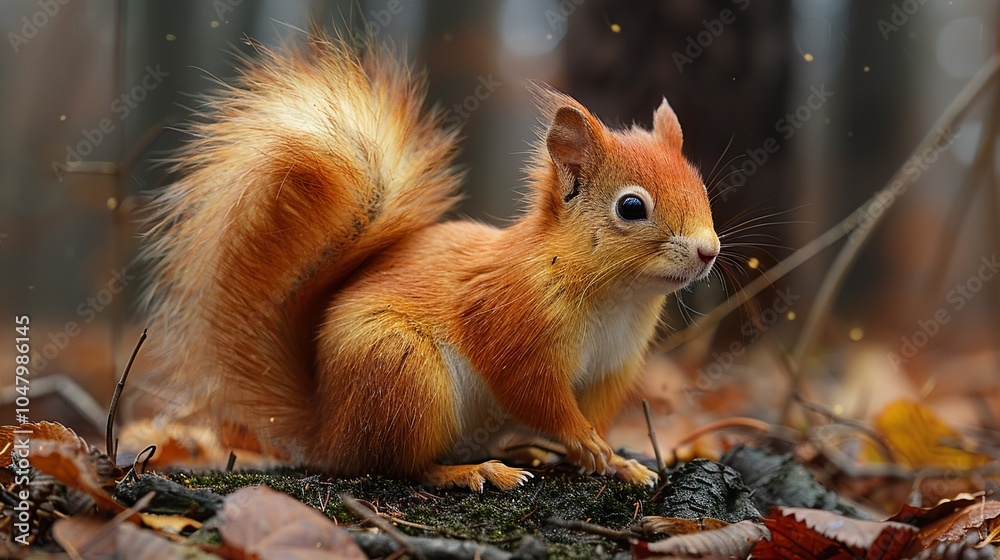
[546,106,596,178]
[653,97,683,149]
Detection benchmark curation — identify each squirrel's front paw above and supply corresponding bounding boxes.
[609,454,659,487]
[563,428,614,475]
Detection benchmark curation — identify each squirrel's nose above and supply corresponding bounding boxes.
[697,248,718,264]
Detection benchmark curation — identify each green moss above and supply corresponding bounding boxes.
[171,469,653,558]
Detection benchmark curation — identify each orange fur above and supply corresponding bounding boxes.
[142,32,719,490]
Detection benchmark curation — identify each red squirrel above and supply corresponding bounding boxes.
[141,33,719,491]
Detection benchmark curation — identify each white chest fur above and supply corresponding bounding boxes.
[437,294,663,464]
[572,294,663,390]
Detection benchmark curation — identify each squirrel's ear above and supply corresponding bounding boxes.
[653,97,683,149]
[546,105,598,189]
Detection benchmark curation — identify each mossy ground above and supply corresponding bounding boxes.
[174,469,660,559]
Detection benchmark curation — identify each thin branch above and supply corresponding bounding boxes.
[544,517,636,545]
[791,54,1000,370]
[792,391,896,463]
[132,445,156,477]
[922,92,1000,302]
[642,399,668,478]
[341,493,426,560]
[378,513,439,534]
[351,532,522,560]
[106,328,147,463]
[659,53,1000,354]
[672,417,770,451]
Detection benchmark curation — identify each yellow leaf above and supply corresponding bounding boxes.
[874,400,991,470]
[140,513,203,534]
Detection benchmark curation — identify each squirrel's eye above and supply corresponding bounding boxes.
[616,194,647,221]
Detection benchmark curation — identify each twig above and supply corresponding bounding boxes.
[544,517,635,545]
[376,513,473,541]
[377,513,438,533]
[762,324,803,424]
[790,54,1000,371]
[792,391,896,463]
[384,548,406,560]
[923,92,1000,304]
[672,417,770,450]
[226,451,237,472]
[518,504,540,522]
[132,445,156,477]
[642,399,668,478]
[660,53,1000,354]
[106,328,147,464]
[351,532,524,560]
[341,493,426,560]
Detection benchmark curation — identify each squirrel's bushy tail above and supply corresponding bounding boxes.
[141,32,461,458]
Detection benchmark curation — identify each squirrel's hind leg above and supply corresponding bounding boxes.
[422,461,532,492]
[314,304,459,478]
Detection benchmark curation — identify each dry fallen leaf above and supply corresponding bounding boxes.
[872,400,992,470]
[1,422,124,513]
[217,485,366,560]
[0,421,90,465]
[32,441,124,514]
[139,513,203,535]
[53,516,219,560]
[889,495,1000,549]
[639,515,731,536]
[633,519,769,559]
[752,506,916,559]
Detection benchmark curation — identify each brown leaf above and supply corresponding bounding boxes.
[640,516,731,536]
[633,520,769,559]
[889,500,970,526]
[0,421,90,464]
[52,517,115,558]
[911,498,1000,548]
[1,422,124,513]
[53,516,219,560]
[217,485,366,560]
[752,507,917,560]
